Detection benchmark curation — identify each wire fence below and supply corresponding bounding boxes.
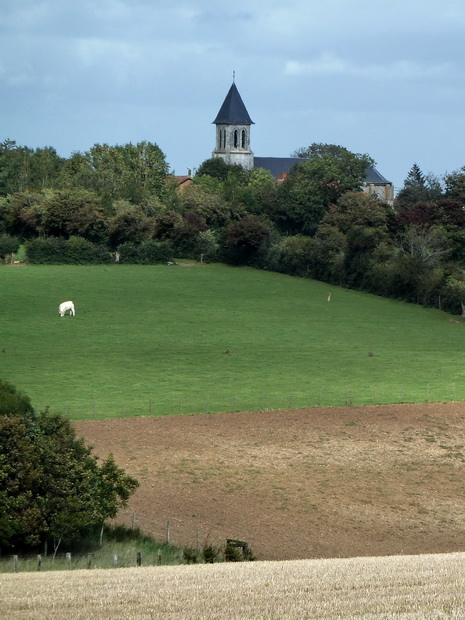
[41,383,465,421]
[0,517,233,573]
[0,549,179,573]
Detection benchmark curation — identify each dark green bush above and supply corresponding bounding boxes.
[25,237,112,264]
[202,544,221,563]
[0,234,20,260]
[265,235,314,277]
[26,237,67,263]
[224,542,243,562]
[0,379,34,419]
[117,240,173,264]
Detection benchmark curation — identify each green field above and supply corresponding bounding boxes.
[1,263,465,419]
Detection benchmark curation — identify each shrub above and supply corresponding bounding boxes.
[202,544,221,564]
[0,234,20,261]
[224,542,243,562]
[25,237,67,264]
[265,235,314,277]
[196,229,220,262]
[222,215,275,266]
[172,228,220,262]
[117,240,173,264]
[183,547,200,564]
[0,379,34,419]
[25,237,112,264]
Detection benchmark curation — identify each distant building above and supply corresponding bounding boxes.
[212,81,255,171]
[212,82,394,203]
[173,175,192,190]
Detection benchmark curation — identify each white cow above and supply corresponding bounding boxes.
[59,301,75,317]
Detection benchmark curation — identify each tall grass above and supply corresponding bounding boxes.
[1,553,464,618]
[0,525,183,573]
[1,263,465,419]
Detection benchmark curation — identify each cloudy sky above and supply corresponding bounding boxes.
[2,0,465,190]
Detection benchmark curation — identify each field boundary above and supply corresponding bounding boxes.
[48,384,465,420]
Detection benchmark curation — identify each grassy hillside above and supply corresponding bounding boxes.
[1,263,465,419]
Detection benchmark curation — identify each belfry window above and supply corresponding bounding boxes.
[234,130,239,148]
[241,130,246,148]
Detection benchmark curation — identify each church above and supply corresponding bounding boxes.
[210,81,394,203]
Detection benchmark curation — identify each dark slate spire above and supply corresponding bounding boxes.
[213,83,254,125]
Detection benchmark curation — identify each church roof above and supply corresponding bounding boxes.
[254,157,392,185]
[213,83,254,125]
[254,157,306,178]
[364,166,391,185]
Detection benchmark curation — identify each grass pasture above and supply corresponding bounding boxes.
[1,263,465,419]
[1,553,464,619]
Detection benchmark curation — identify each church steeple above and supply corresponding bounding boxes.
[212,82,254,170]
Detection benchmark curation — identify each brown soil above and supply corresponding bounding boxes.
[74,402,465,561]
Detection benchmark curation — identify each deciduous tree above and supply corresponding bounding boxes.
[222,215,275,265]
[0,381,138,552]
[272,145,373,235]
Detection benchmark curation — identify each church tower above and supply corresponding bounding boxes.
[212,81,254,170]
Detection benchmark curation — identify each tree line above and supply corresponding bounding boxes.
[2,138,465,314]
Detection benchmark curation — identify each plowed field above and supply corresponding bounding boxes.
[74,402,465,561]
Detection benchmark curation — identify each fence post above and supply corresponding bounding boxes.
[131,511,136,530]
[13,555,18,573]
[37,555,42,571]
[113,554,118,568]
[66,552,71,569]
[157,549,162,565]
[87,554,92,569]
[136,551,142,567]
[166,520,171,544]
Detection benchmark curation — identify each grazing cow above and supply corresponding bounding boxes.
[59,301,75,317]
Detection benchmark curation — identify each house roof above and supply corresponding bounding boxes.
[174,175,192,187]
[254,156,392,185]
[213,83,254,125]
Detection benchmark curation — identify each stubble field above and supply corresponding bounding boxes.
[75,401,465,562]
[2,553,465,618]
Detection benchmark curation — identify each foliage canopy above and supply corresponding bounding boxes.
[0,380,138,551]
